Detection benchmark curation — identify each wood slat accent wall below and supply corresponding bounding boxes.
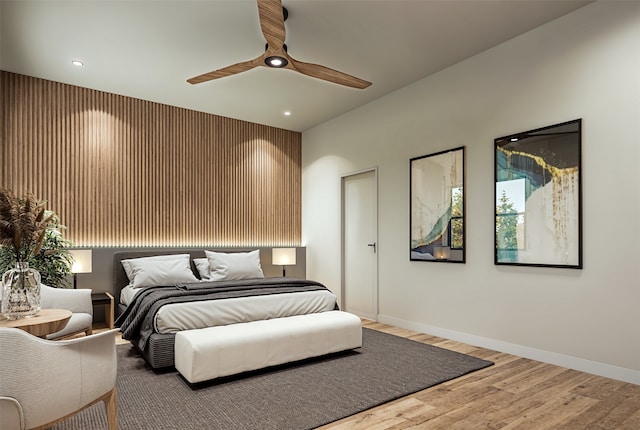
[1,71,301,247]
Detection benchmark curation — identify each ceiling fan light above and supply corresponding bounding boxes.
[265,56,288,68]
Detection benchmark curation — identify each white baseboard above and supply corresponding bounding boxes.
[377,314,640,386]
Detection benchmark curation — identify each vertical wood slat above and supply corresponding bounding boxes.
[1,71,302,247]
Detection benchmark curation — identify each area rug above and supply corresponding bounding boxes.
[51,328,493,430]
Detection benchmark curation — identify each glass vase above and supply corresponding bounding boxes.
[1,261,42,319]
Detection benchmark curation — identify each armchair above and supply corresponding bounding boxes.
[0,327,119,430]
[40,284,93,339]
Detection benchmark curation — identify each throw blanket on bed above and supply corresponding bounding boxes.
[115,278,336,350]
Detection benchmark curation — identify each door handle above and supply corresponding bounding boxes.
[367,242,377,253]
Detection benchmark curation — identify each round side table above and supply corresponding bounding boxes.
[0,308,72,338]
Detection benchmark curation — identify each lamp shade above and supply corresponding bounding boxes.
[69,249,93,273]
[272,248,296,266]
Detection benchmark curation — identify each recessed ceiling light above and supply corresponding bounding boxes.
[72,60,84,67]
[283,111,292,116]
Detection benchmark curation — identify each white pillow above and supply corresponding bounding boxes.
[205,250,264,282]
[128,257,199,288]
[193,258,211,280]
[121,254,191,282]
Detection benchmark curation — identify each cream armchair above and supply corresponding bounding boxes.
[0,327,119,430]
[40,284,93,339]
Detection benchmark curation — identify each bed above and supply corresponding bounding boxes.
[113,248,349,370]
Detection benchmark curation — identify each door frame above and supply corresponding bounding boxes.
[341,167,379,320]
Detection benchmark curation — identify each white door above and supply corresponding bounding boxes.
[342,169,378,320]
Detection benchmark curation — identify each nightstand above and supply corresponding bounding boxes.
[91,292,114,329]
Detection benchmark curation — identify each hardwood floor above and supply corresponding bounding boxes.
[319,320,640,430]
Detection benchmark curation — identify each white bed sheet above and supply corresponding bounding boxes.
[119,285,337,334]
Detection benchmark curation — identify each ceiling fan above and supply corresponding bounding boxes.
[187,0,371,89]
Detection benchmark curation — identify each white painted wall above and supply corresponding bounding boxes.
[302,1,640,383]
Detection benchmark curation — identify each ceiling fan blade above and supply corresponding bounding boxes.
[187,1,371,89]
[187,57,262,85]
[257,0,286,50]
[288,57,371,89]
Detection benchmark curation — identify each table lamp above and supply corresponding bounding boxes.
[272,248,296,277]
[69,249,93,289]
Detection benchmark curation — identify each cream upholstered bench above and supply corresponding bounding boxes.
[175,310,362,383]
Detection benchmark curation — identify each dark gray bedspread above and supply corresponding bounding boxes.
[115,277,334,350]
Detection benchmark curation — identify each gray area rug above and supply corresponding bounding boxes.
[52,328,493,430]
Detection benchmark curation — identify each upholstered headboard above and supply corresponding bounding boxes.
[112,247,305,313]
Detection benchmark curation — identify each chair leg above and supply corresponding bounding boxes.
[103,387,118,430]
[30,388,118,430]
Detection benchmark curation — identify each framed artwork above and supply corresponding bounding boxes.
[410,147,465,263]
[494,119,582,268]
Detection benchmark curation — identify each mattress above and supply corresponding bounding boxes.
[120,285,336,334]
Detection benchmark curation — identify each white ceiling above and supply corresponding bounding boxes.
[0,0,592,132]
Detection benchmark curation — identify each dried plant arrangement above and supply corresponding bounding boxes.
[0,188,73,287]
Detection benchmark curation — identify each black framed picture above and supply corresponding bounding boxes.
[410,147,465,263]
[495,119,582,268]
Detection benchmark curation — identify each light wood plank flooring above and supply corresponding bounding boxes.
[319,320,640,430]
